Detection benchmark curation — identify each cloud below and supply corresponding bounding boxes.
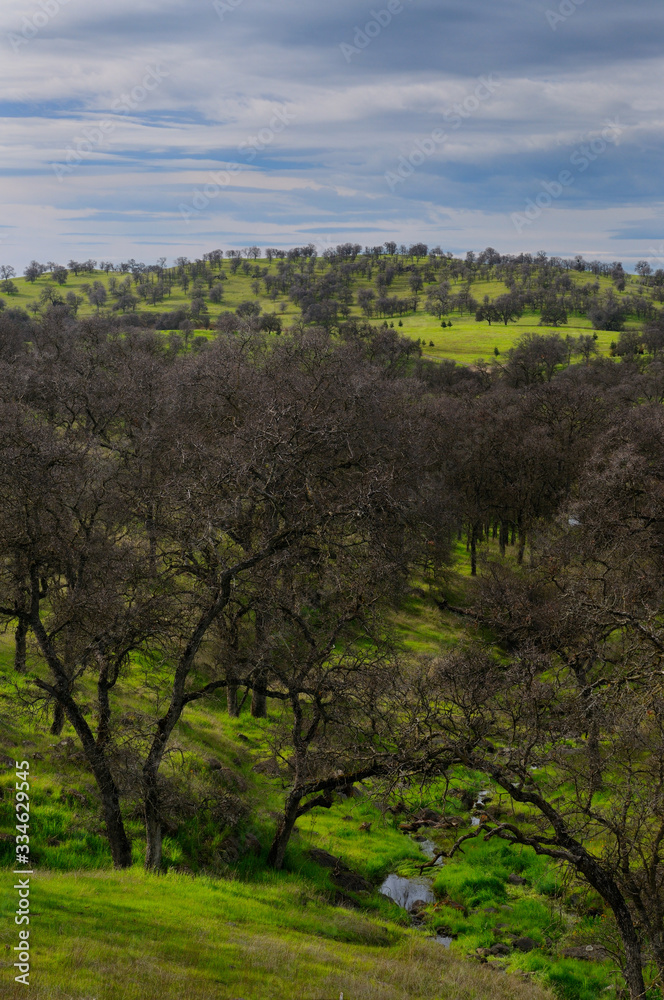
[0,0,662,268]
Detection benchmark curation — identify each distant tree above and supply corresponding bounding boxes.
[492,292,524,325]
[503,331,568,385]
[539,298,568,327]
[236,300,261,319]
[575,333,599,362]
[24,261,45,283]
[208,282,225,304]
[65,291,84,316]
[357,288,375,316]
[52,266,68,285]
[86,281,108,313]
[475,301,500,325]
[615,329,643,358]
[259,313,282,335]
[588,294,626,332]
[643,319,664,357]
[215,312,238,335]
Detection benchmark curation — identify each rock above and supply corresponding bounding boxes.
[488,943,511,956]
[206,757,223,771]
[561,945,609,962]
[414,808,441,823]
[219,835,241,863]
[408,900,429,915]
[513,937,538,952]
[483,906,500,913]
[507,873,527,885]
[433,816,461,829]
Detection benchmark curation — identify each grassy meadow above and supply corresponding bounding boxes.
[0,260,646,364]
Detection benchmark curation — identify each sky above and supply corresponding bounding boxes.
[0,0,663,270]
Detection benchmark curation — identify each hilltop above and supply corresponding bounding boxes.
[1,245,661,364]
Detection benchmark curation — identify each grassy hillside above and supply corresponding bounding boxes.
[0,258,651,364]
[0,551,628,1000]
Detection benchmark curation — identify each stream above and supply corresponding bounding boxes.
[379,838,452,947]
[379,796,491,947]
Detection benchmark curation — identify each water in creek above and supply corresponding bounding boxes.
[379,874,435,910]
[379,829,455,947]
[471,790,492,827]
[416,838,444,865]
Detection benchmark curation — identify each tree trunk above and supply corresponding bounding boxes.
[611,900,646,1000]
[470,525,478,576]
[517,530,526,565]
[50,701,65,735]
[266,792,301,870]
[96,767,133,869]
[14,619,27,673]
[227,683,239,717]
[251,670,267,718]
[143,774,163,872]
[499,521,508,557]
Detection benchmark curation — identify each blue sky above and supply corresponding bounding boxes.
[1,0,663,269]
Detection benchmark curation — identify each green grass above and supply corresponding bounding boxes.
[0,868,558,1000]
[1,260,650,365]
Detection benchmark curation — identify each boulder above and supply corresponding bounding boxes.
[414,808,441,823]
[488,943,511,956]
[561,944,609,962]
[513,937,538,952]
[507,873,527,886]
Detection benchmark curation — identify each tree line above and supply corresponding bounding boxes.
[1,246,660,338]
